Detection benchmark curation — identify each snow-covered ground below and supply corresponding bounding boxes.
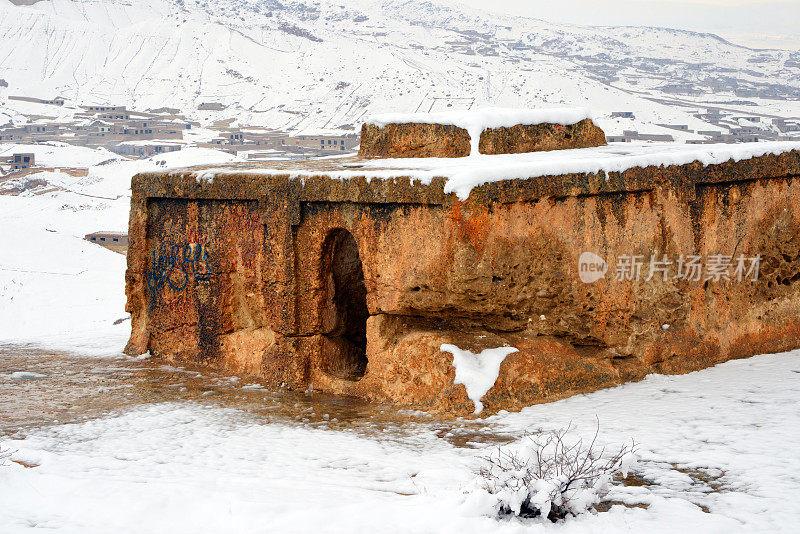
[1,350,799,533]
[1,142,800,532]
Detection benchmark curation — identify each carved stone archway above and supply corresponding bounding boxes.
[319,229,369,380]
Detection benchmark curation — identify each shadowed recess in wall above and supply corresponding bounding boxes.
[320,229,369,380]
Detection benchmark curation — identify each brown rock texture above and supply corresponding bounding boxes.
[359,122,472,158]
[125,149,800,415]
[478,119,607,154]
[359,118,606,158]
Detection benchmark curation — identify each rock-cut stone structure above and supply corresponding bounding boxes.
[124,108,800,414]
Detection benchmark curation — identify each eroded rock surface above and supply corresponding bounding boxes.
[359,122,472,158]
[478,119,607,154]
[358,118,606,158]
[125,149,800,415]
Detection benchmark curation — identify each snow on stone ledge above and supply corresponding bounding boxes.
[441,344,519,414]
[365,107,593,130]
[181,141,800,202]
[365,108,595,158]
[358,140,800,200]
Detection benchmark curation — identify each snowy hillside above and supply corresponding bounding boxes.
[0,0,798,135]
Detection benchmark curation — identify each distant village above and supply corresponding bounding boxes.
[0,93,362,255]
[606,109,800,144]
[0,92,360,174]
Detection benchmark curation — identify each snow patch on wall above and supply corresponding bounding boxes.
[7,371,47,380]
[196,172,215,185]
[441,344,518,414]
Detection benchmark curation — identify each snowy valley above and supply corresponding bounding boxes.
[0,0,799,139]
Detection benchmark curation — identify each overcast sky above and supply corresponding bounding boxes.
[454,0,800,49]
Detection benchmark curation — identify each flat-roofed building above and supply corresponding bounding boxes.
[85,231,129,254]
[10,153,35,170]
[656,124,692,132]
[294,134,360,152]
[637,133,675,142]
[82,105,127,113]
[110,140,183,157]
[8,95,65,106]
[198,102,227,111]
[98,111,130,121]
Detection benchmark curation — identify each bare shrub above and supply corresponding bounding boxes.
[474,422,636,522]
[0,444,13,467]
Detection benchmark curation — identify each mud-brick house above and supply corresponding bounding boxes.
[85,231,129,254]
[111,140,183,158]
[82,105,126,113]
[197,102,227,111]
[292,133,360,153]
[10,153,35,170]
[124,108,800,414]
[8,95,64,106]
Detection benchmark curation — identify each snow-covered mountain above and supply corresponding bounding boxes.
[0,0,799,134]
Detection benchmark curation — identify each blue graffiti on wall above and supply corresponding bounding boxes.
[147,243,212,292]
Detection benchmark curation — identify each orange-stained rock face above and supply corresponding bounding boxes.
[477,119,607,155]
[125,150,800,415]
[358,118,606,158]
[359,123,472,158]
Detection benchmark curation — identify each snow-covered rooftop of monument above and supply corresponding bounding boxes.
[365,107,596,156]
[180,141,800,201]
[365,107,593,130]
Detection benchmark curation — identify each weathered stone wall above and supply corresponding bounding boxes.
[125,150,800,414]
[477,119,607,155]
[359,123,472,158]
[359,118,606,158]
